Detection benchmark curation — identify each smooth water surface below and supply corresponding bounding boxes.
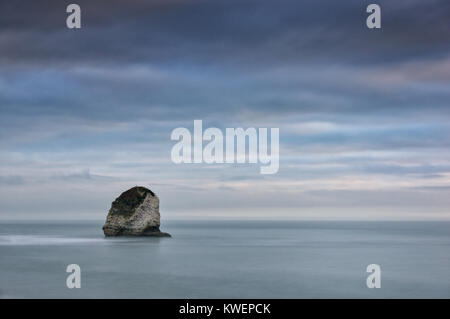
[0,220,449,298]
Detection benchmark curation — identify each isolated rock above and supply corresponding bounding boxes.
[103,186,171,237]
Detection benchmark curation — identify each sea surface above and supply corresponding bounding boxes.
[0,220,449,298]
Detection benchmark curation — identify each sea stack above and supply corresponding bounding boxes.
[103,186,171,237]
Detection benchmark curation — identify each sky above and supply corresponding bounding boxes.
[1,0,450,220]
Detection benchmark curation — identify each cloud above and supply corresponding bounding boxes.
[1,0,449,67]
[0,175,25,186]
[1,0,450,219]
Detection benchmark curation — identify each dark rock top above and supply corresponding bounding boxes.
[109,186,154,218]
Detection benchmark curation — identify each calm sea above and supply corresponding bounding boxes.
[0,220,449,298]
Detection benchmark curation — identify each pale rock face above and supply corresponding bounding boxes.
[102,186,171,237]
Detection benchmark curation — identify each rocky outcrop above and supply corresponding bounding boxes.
[103,186,171,237]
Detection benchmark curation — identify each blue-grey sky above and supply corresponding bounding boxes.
[1,0,450,220]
